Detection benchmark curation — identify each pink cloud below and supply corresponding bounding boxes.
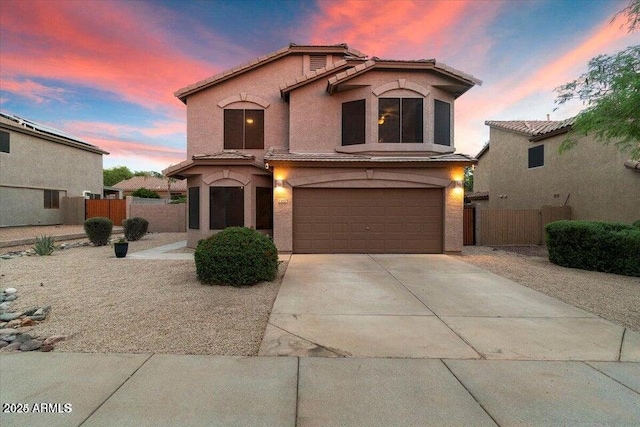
[0,0,220,112]
[308,0,502,61]
[1,78,67,103]
[63,120,185,140]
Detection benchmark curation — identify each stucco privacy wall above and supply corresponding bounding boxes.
[185,165,271,247]
[480,128,640,223]
[272,165,465,253]
[129,203,187,233]
[0,118,103,227]
[288,70,457,153]
[186,55,307,160]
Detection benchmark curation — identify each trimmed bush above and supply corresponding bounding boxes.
[633,220,640,229]
[123,217,149,241]
[195,227,278,286]
[131,187,161,198]
[84,217,114,246]
[546,220,640,277]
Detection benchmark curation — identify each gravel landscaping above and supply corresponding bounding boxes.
[0,233,285,355]
[459,246,640,332]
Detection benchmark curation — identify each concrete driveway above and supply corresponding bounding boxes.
[260,254,638,361]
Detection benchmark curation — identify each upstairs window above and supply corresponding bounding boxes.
[378,98,423,143]
[0,130,9,153]
[224,109,264,149]
[342,99,365,146]
[44,190,59,209]
[434,100,451,146]
[528,145,544,168]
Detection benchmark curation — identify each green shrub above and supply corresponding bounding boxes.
[170,195,187,204]
[131,188,161,198]
[84,217,114,246]
[195,227,278,286]
[123,217,149,241]
[33,235,55,255]
[633,220,640,229]
[546,220,640,277]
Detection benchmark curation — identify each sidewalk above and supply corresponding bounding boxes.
[1,352,638,426]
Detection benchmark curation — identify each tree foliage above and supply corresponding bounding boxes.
[555,1,640,160]
[131,188,161,198]
[103,166,133,187]
[464,166,474,193]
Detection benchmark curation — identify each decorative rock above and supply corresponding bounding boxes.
[4,288,17,295]
[19,339,42,351]
[44,335,66,346]
[3,334,16,342]
[33,308,43,316]
[29,314,46,322]
[43,305,52,314]
[4,295,17,302]
[0,312,21,321]
[20,318,34,327]
[0,341,22,351]
[6,319,22,328]
[40,344,54,352]
[0,321,7,328]
[0,328,17,336]
[14,333,32,343]
[0,340,8,349]
[22,307,38,316]
[0,302,11,311]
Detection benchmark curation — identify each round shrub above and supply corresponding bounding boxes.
[195,227,278,286]
[84,217,113,246]
[123,217,149,241]
[131,187,161,199]
[633,220,640,229]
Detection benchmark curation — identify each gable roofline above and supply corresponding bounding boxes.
[0,112,109,155]
[476,142,489,159]
[174,43,367,103]
[326,58,482,95]
[485,118,575,141]
[279,58,363,98]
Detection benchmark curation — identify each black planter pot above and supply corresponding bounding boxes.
[114,242,129,258]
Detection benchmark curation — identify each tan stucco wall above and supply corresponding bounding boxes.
[130,203,186,233]
[272,165,464,253]
[472,150,490,193]
[184,165,271,247]
[480,128,640,223]
[288,70,457,154]
[0,123,103,227]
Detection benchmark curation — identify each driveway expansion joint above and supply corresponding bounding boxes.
[584,361,640,396]
[618,328,626,362]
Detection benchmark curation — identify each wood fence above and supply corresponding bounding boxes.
[479,205,571,246]
[463,206,475,245]
[85,199,127,226]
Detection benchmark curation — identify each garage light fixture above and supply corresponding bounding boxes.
[276,179,284,188]
[454,180,463,189]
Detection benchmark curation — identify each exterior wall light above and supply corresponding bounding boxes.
[454,180,463,189]
[276,179,284,188]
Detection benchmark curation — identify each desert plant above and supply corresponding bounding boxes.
[84,217,114,246]
[195,227,278,286]
[33,235,55,255]
[546,220,640,277]
[123,217,149,241]
[131,187,161,199]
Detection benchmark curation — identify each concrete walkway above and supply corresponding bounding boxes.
[1,352,639,426]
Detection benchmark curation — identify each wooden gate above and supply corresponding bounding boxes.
[85,199,126,226]
[463,206,475,245]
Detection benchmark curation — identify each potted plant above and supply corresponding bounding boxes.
[114,237,128,258]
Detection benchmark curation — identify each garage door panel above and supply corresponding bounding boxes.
[293,188,443,254]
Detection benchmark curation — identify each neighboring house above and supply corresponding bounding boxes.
[473,119,640,223]
[0,112,107,227]
[165,43,481,253]
[113,176,187,199]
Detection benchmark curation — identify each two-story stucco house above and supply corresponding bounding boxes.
[0,112,108,227]
[473,119,640,223]
[165,44,481,253]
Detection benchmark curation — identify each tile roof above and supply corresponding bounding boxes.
[327,58,482,93]
[192,151,256,160]
[264,148,474,163]
[174,44,367,101]
[279,59,355,95]
[465,191,489,200]
[113,176,186,192]
[485,118,575,139]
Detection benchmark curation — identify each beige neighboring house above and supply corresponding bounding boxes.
[472,119,640,223]
[0,112,107,227]
[113,176,187,199]
[165,43,481,252]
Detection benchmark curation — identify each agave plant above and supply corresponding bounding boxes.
[33,235,55,256]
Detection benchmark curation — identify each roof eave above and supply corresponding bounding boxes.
[529,126,572,142]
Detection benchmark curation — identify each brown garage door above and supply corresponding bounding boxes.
[293,188,443,254]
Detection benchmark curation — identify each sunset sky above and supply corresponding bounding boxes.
[1,0,637,172]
